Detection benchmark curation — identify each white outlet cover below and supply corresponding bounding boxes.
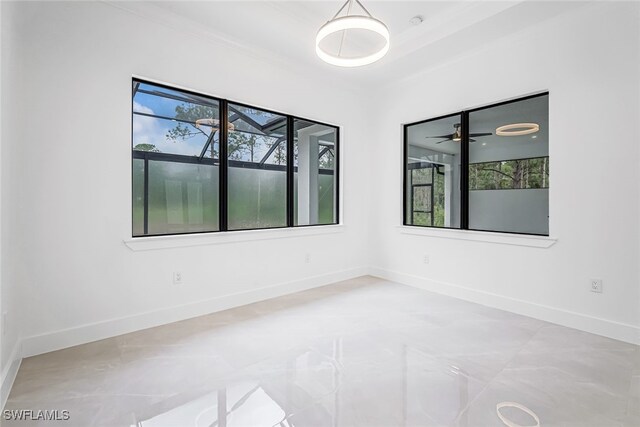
[590,279,603,293]
[173,272,183,284]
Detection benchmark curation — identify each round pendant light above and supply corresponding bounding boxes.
[316,0,390,67]
[495,123,540,136]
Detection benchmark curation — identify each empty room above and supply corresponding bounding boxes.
[0,0,638,426]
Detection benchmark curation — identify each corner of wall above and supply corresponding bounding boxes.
[0,340,21,410]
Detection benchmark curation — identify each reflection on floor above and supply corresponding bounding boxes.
[5,276,640,426]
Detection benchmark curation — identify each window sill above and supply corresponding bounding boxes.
[397,225,557,248]
[124,224,345,251]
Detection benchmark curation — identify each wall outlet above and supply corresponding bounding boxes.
[305,253,311,263]
[590,279,603,293]
[2,312,6,336]
[423,254,430,265]
[173,272,183,285]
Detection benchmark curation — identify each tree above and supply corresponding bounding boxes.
[469,158,549,190]
[166,102,276,161]
[134,143,160,152]
[271,140,286,165]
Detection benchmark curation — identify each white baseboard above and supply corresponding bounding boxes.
[369,267,640,345]
[1,341,22,411]
[10,264,639,397]
[21,266,368,358]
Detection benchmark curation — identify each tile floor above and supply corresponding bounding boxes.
[4,276,639,426]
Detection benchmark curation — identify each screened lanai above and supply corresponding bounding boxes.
[132,80,338,236]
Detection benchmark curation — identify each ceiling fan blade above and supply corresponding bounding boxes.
[469,138,476,143]
[469,132,492,137]
[425,134,454,139]
[434,139,450,144]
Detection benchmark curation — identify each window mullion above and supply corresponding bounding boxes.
[286,115,294,227]
[219,100,229,231]
[461,111,470,230]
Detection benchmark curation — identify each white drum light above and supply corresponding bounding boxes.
[316,0,390,67]
[496,123,540,136]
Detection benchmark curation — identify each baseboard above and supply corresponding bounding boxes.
[16,265,640,362]
[369,267,640,345]
[21,266,368,358]
[1,341,22,411]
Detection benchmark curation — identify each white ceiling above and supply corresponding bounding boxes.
[114,1,583,89]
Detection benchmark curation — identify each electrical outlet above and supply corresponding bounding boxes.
[305,253,311,263]
[173,272,183,285]
[590,279,603,293]
[423,254,430,264]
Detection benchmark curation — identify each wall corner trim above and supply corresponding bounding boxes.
[1,341,22,411]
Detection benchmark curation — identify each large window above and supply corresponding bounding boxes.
[132,79,339,237]
[404,93,549,236]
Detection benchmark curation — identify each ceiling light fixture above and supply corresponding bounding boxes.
[452,126,461,142]
[496,123,540,136]
[425,123,492,144]
[195,118,235,132]
[316,0,390,67]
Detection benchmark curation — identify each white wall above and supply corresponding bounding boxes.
[2,1,372,358]
[370,1,640,342]
[1,0,24,403]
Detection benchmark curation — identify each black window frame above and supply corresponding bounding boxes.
[131,78,340,238]
[402,92,549,237]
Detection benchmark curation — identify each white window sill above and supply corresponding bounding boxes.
[398,225,557,248]
[124,224,344,251]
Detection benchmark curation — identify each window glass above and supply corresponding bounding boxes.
[132,81,220,236]
[131,80,340,237]
[405,114,462,228]
[133,82,220,158]
[147,161,219,235]
[293,119,338,226]
[132,158,145,236]
[468,94,549,234]
[227,104,287,230]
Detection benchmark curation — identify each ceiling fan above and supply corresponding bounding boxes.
[425,124,492,144]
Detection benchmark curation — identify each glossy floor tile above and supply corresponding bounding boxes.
[4,276,639,426]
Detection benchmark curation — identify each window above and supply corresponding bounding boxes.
[405,113,462,228]
[403,93,549,236]
[132,79,339,237]
[293,118,338,226]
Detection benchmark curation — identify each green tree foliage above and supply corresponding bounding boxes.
[133,143,160,152]
[166,103,278,161]
[163,102,333,169]
[166,104,217,143]
[469,157,549,190]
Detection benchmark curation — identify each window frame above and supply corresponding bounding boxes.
[402,92,549,237]
[131,78,340,238]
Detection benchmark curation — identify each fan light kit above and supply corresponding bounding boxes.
[425,123,492,144]
[316,0,390,67]
[496,123,540,136]
[452,125,461,142]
